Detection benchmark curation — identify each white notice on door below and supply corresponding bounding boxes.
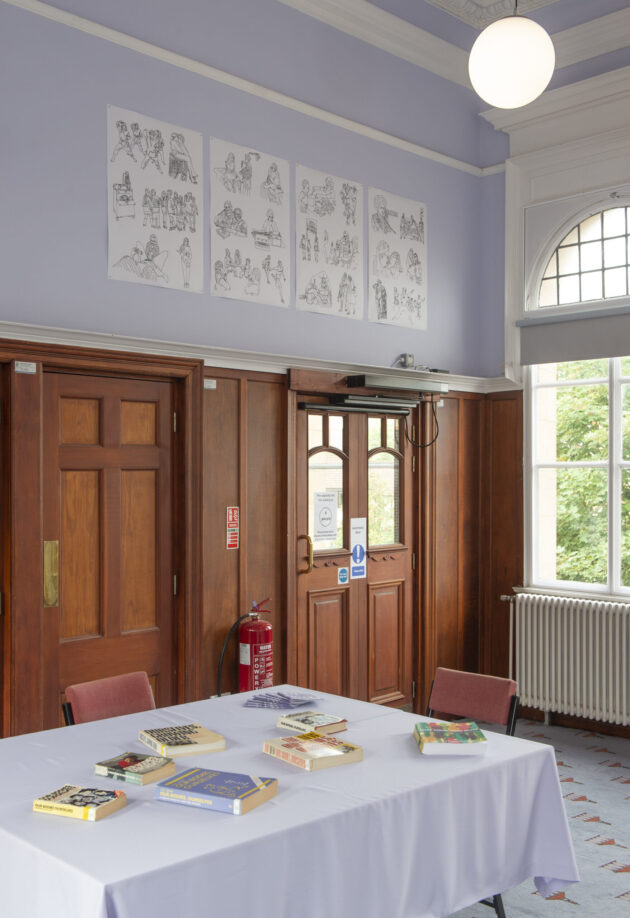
[350,517,367,579]
[313,492,337,541]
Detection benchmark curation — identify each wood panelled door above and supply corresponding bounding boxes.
[296,409,413,705]
[42,373,175,726]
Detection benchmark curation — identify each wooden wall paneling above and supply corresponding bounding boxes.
[458,397,482,674]
[10,361,44,736]
[480,391,523,678]
[202,368,287,698]
[0,368,6,734]
[174,362,203,704]
[202,376,241,698]
[433,397,460,671]
[419,398,437,712]
[246,379,286,688]
[418,393,483,712]
[286,389,298,685]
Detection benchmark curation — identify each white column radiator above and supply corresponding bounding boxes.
[510,593,630,726]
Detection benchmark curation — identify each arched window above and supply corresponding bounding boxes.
[537,206,630,308]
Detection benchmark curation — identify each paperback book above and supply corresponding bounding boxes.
[276,711,347,735]
[414,721,487,756]
[33,785,127,821]
[156,768,278,815]
[138,723,226,757]
[94,751,176,785]
[243,691,316,709]
[263,731,363,771]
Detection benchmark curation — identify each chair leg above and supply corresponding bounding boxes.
[480,894,506,918]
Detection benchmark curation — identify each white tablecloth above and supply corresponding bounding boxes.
[0,686,578,918]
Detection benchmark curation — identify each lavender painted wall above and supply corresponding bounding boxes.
[0,1,507,377]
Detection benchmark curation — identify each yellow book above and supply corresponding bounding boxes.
[33,785,127,821]
[139,722,226,757]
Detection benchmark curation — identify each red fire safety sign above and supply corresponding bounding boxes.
[226,506,239,549]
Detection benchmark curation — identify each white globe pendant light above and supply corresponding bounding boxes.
[469,4,555,109]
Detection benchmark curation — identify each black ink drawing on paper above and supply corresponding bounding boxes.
[400,210,425,243]
[373,240,403,278]
[299,177,336,217]
[112,172,135,220]
[114,235,169,284]
[340,183,358,226]
[169,132,198,183]
[141,129,165,173]
[214,201,248,239]
[260,162,283,205]
[299,219,321,263]
[108,107,203,293]
[393,286,425,322]
[300,271,333,309]
[143,189,199,233]
[251,209,282,249]
[178,237,192,288]
[406,248,423,285]
[373,278,387,319]
[111,121,136,163]
[214,150,261,195]
[324,230,358,269]
[216,247,262,298]
[269,259,286,304]
[214,259,230,290]
[371,194,398,234]
[337,272,357,316]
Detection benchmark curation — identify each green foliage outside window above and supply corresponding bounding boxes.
[547,362,630,586]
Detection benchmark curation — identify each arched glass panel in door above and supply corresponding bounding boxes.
[308,412,346,551]
[368,416,401,546]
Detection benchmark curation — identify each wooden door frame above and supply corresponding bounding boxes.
[0,338,203,737]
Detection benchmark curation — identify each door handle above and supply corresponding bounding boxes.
[297,534,313,574]
[43,540,59,607]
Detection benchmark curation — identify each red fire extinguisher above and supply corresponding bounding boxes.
[238,598,273,692]
[216,598,273,696]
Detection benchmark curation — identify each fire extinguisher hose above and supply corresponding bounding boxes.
[216,613,253,698]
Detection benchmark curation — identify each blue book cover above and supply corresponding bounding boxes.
[155,768,278,815]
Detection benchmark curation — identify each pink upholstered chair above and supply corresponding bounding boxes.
[426,668,519,918]
[63,671,155,725]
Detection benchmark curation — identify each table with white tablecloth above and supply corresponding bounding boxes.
[0,685,578,918]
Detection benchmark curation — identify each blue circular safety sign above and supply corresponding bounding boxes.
[352,544,365,564]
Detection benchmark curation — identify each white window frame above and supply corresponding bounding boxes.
[525,357,630,598]
[525,198,630,318]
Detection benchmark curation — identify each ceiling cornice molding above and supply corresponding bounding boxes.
[423,0,554,30]
[480,65,630,155]
[553,8,630,71]
[279,1,630,93]
[0,320,516,393]
[277,0,469,85]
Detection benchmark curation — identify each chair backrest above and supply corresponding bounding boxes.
[426,667,519,735]
[64,671,155,724]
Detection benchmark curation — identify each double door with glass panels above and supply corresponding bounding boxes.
[295,409,413,705]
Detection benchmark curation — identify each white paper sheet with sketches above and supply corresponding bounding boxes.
[210,138,290,308]
[107,105,203,293]
[368,187,427,330]
[295,165,364,319]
